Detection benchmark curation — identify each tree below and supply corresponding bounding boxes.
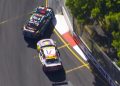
[105,13,120,31]
[112,32,120,58]
[66,0,95,23]
[66,0,120,23]
[66,0,120,66]
[91,7,100,19]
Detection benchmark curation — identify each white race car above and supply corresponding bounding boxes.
[37,39,63,71]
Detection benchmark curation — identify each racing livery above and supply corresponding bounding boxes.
[23,6,54,38]
[37,39,62,71]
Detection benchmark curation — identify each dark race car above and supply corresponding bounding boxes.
[23,6,55,38]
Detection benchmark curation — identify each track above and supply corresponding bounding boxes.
[0,0,109,86]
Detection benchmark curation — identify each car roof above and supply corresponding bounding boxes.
[29,13,43,26]
[37,39,55,47]
[42,46,57,60]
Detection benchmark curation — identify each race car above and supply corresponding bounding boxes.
[34,6,54,18]
[23,6,55,38]
[37,39,63,71]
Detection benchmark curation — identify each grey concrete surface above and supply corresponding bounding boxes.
[48,0,62,14]
[0,0,49,86]
[0,0,109,86]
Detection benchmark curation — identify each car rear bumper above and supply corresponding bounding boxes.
[44,65,63,71]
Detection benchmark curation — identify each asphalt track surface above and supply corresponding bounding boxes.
[0,0,109,86]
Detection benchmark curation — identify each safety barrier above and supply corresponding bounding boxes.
[62,0,120,85]
[72,32,119,86]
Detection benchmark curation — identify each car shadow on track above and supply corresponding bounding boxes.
[43,67,66,84]
[23,37,39,49]
[52,81,68,86]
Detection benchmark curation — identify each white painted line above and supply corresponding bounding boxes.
[73,45,88,61]
[0,20,7,24]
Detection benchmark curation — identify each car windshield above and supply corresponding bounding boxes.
[46,59,59,64]
[41,45,55,48]
[26,13,45,30]
[29,14,42,25]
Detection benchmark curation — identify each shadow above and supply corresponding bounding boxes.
[78,43,110,86]
[93,31,108,47]
[23,36,39,49]
[43,67,66,83]
[92,30,119,61]
[91,25,113,49]
[52,81,68,86]
[52,17,57,27]
[87,60,110,86]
